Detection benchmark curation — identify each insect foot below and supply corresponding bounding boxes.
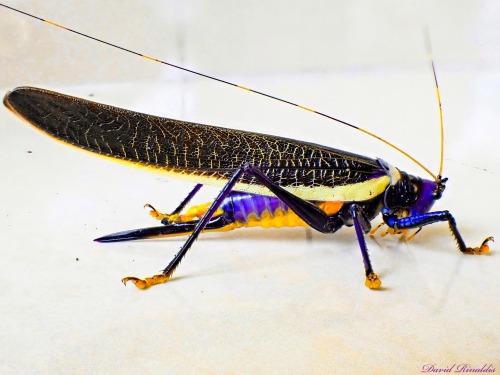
[464,236,494,255]
[144,203,176,222]
[122,274,170,289]
[365,272,382,289]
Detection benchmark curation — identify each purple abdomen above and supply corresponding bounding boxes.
[220,192,289,224]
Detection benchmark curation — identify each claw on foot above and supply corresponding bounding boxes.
[365,272,382,289]
[464,236,494,255]
[144,203,178,222]
[144,203,161,219]
[122,274,169,290]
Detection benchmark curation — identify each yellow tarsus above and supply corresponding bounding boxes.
[369,223,385,236]
[144,203,168,220]
[122,274,170,289]
[369,222,421,242]
[365,273,382,289]
[464,236,494,255]
[144,202,223,223]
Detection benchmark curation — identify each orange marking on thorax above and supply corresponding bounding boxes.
[317,201,343,215]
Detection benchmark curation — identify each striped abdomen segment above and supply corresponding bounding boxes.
[178,192,344,230]
[222,192,299,228]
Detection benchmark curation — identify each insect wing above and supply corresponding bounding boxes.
[4,86,390,201]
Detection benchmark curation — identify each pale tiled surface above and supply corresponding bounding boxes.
[0,1,498,374]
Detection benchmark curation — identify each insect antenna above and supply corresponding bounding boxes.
[1,3,440,181]
[424,28,445,179]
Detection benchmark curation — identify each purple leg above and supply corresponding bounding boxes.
[350,204,381,289]
[385,210,493,255]
[168,183,203,217]
[122,163,347,289]
[160,168,244,279]
[161,163,342,279]
[243,165,338,232]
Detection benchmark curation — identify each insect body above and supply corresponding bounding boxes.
[3,87,493,289]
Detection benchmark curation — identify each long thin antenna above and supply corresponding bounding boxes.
[1,3,439,181]
[424,28,445,178]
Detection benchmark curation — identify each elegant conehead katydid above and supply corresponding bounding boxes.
[1,3,493,290]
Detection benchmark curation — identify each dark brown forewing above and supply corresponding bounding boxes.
[4,87,385,189]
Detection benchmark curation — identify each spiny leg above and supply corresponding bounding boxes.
[446,214,493,254]
[350,204,381,289]
[233,166,359,291]
[123,163,343,289]
[146,183,203,222]
[122,170,244,289]
[242,165,338,232]
[386,210,493,254]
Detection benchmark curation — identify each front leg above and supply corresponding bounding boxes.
[384,210,493,255]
